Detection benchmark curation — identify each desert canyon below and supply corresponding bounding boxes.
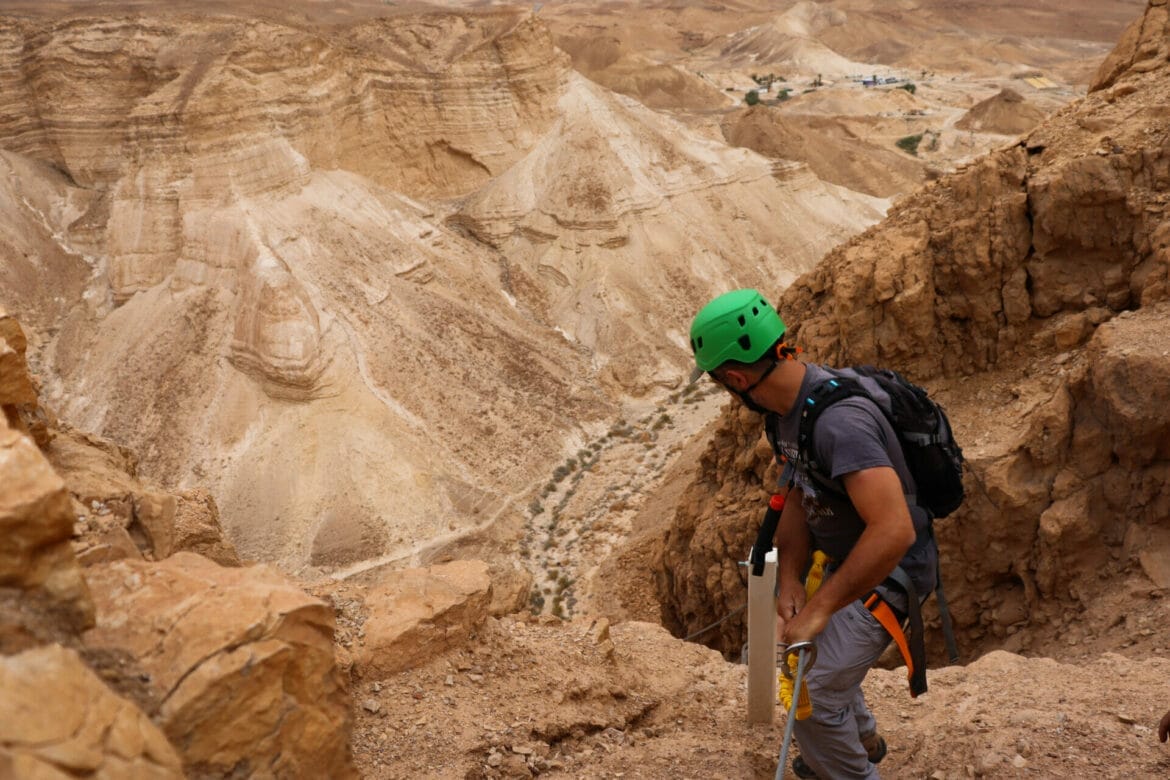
[3,0,1170,778]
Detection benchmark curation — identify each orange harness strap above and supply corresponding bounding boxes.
[864,593,916,689]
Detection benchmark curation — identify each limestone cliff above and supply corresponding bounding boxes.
[658,0,1170,661]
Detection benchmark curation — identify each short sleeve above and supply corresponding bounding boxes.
[812,398,893,481]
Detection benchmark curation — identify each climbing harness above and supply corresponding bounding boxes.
[776,641,816,780]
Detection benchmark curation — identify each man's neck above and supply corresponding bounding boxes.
[754,360,806,416]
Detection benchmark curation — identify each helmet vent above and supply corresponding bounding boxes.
[752,306,759,316]
[738,334,751,351]
[737,314,746,327]
[696,337,704,349]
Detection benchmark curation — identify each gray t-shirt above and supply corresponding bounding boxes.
[767,364,938,603]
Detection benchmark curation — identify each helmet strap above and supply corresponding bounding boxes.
[735,358,779,414]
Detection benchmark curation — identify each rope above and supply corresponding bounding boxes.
[776,647,810,779]
[683,604,746,642]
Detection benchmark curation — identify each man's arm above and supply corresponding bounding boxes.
[776,486,811,624]
[780,465,915,645]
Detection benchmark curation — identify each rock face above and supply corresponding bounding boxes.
[0,315,93,653]
[84,553,354,778]
[0,643,184,779]
[0,422,94,653]
[657,0,1170,660]
[721,106,926,199]
[0,307,53,446]
[358,559,492,677]
[45,426,241,567]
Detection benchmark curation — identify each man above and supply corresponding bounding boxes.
[689,289,939,779]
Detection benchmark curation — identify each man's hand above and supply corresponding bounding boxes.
[776,577,806,623]
[775,576,807,646]
[779,600,832,646]
[1159,710,1170,743]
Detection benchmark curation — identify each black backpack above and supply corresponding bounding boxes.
[796,366,965,519]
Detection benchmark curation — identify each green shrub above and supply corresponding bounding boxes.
[900,82,917,95]
[745,90,760,106]
[896,133,924,156]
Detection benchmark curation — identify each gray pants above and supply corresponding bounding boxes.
[791,599,892,779]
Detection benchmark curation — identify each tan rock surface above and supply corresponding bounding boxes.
[955,87,1050,136]
[84,553,354,778]
[0,644,184,780]
[721,105,926,199]
[0,417,93,653]
[358,559,492,677]
[452,72,887,399]
[42,426,240,566]
[0,307,53,446]
[347,611,1170,779]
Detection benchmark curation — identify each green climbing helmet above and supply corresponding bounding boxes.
[689,289,786,373]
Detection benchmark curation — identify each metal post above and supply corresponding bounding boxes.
[747,548,777,723]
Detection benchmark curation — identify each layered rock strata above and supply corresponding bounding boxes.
[0,5,886,570]
[452,72,886,396]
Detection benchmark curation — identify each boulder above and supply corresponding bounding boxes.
[0,643,183,779]
[359,559,492,677]
[0,310,51,446]
[0,421,93,653]
[0,310,36,406]
[169,488,242,566]
[84,553,354,778]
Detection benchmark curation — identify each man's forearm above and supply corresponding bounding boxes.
[804,466,915,617]
[776,487,811,586]
[803,523,908,616]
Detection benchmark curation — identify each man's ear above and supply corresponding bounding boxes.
[718,368,750,391]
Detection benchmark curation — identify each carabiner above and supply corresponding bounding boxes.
[779,640,817,680]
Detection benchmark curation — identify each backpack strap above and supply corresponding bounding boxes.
[796,376,919,508]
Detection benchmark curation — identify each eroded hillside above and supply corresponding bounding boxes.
[0,3,882,574]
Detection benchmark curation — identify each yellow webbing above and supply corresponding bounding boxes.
[778,551,830,719]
